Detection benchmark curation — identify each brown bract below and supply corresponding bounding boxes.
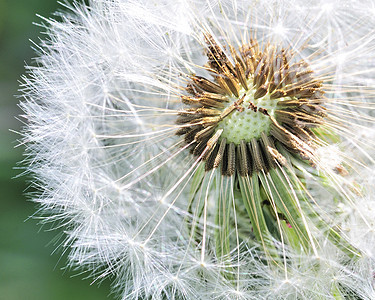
[176,33,326,176]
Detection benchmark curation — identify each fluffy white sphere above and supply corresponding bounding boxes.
[20,0,375,299]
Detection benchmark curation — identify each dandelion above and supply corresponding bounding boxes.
[20,0,375,299]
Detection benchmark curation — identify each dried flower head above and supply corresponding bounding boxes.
[20,0,375,299]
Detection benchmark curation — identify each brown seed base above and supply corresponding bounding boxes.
[176,33,326,176]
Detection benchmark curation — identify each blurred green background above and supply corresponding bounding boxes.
[0,1,111,299]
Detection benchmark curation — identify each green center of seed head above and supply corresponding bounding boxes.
[216,88,280,144]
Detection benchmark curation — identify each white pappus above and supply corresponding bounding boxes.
[19,0,375,299]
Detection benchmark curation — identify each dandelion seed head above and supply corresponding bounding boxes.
[20,0,375,299]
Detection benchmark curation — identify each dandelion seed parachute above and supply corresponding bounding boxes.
[20,0,375,299]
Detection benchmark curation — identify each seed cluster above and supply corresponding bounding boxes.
[176,34,326,176]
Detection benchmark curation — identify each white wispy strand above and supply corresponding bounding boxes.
[20,0,375,299]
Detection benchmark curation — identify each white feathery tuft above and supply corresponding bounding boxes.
[20,0,375,299]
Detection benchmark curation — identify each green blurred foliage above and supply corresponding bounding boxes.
[0,1,111,299]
